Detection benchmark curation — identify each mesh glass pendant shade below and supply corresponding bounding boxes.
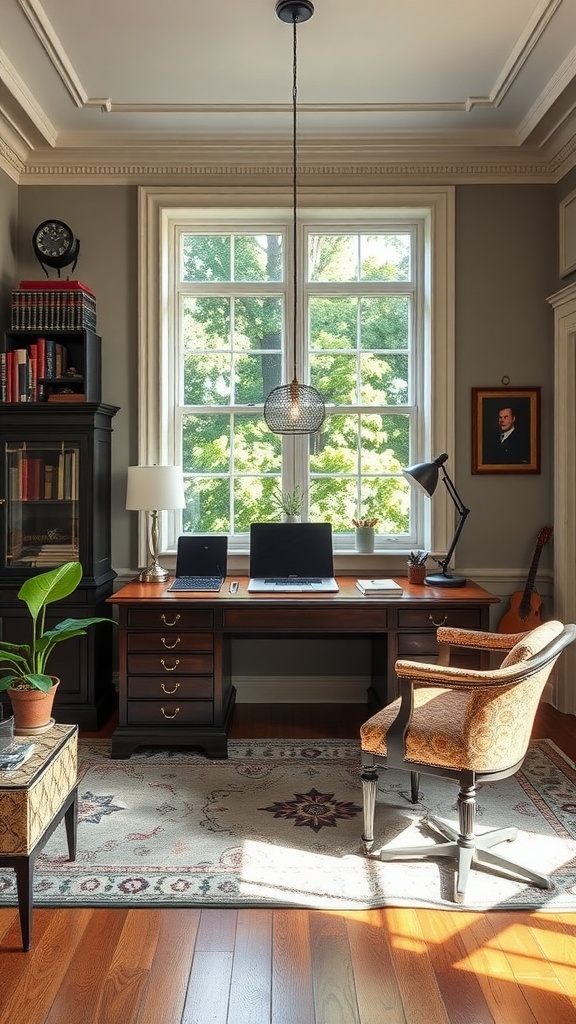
[264,0,325,435]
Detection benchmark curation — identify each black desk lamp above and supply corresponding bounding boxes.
[403,452,470,587]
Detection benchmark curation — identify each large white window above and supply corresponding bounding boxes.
[138,187,455,563]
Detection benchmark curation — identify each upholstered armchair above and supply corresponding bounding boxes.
[360,620,576,903]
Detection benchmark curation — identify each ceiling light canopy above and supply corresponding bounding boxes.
[264,0,325,436]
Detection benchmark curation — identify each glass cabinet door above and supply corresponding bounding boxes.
[5,440,80,569]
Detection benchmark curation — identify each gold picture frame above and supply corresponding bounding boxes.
[472,387,540,474]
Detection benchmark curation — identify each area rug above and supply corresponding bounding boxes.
[1,738,575,912]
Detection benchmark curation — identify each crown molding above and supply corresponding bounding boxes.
[1,124,575,186]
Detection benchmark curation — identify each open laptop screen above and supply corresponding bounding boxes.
[249,522,335,579]
[175,535,228,577]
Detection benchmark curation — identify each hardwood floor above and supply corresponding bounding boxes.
[0,702,575,1024]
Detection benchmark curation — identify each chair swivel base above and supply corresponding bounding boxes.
[376,814,552,904]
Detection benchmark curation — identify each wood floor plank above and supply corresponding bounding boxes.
[485,912,558,980]
[88,910,164,1024]
[136,909,201,1024]
[455,912,540,1023]
[0,909,93,1024]
[380,908,451,1024]
[415,910,495,1024]
[182,951,234,1024]
[309,911,361,1024]
[227,908,272,1024]
[194,907,238,951]
[44,909,133,1024]
[525,915,576,1004]
[271,909,316,1024]
[345,909,408,1024]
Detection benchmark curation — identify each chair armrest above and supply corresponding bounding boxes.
[436,626,527,653]
[395,656,531,689]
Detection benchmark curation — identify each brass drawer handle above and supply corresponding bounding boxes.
[160,658,180,672]
[161,636,181,649]
[428,614,448,627]
[161,681,180,695]
[161,613,181,627]
[160,706,180,720]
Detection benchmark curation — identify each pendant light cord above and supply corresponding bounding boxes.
[291,12,298,382]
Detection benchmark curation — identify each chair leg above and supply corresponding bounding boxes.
[361,765,378,854]
[377,776,552,903]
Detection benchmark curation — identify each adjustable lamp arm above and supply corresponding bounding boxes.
[437,463,470,575]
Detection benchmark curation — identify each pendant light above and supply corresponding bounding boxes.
[264,0,326,435]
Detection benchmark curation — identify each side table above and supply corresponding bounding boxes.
[0,723,78,951]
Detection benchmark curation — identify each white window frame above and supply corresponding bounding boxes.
[138,185,455,572]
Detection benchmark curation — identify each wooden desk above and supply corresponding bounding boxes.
[108,577,499,759]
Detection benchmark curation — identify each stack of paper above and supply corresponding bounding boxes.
[355,578,404,595]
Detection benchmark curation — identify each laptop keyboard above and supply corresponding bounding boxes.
[167,575,223,592]
[265,578,321,585]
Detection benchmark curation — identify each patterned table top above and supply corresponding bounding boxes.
[0,723,78,791]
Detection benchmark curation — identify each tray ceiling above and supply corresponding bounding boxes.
[1,0,576,181]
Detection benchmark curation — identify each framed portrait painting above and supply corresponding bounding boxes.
[471,387,540,474]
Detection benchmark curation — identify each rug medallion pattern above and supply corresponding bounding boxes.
[0,738,574,911]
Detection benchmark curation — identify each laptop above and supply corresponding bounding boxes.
[248,522,339,593]
[167,535,228,592]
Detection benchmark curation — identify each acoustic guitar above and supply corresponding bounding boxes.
[498,526,553,633]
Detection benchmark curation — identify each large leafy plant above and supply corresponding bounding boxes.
[0,562,114,692]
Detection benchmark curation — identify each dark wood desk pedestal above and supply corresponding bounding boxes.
[108,577,499,759]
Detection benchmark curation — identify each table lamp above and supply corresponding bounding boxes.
[126,465,186,583]
[403,452,470,587]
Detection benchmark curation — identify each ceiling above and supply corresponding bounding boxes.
[1,0,576,183]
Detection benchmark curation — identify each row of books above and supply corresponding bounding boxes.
[11,280,97,331]
[9,451,79,501]
[0,339,70,402]
[8,544,78,568]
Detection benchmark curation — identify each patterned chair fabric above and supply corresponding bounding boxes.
[359,620,576,903]
[360,620,565,774]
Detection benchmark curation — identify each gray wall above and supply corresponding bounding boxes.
[11,181,559,581]
[455,185,557,575]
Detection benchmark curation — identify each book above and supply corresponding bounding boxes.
[19,280,96,298]
[356,578,404,595]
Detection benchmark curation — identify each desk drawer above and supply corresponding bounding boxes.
[127,632,214,653]
[126,701,214,726]
[223,607,387,631]
[127,654,213,675]
[397,608,482,630]
[127,608,214,630]
[127,677,213,699]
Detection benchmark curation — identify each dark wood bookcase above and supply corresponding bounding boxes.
[2,329,101,403]
[0,401,119,729]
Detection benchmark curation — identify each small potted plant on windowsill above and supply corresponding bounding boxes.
[270,484,307,523]
[0,562,115,735]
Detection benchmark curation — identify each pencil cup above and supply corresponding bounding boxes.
[355,527,375,553]
[407,564,426,585]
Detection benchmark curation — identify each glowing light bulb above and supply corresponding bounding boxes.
[289,379,301,422]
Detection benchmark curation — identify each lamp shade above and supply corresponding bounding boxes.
[403,453,448,497]
[126,465,185,511]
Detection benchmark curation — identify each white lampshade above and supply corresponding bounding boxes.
[126,465,185,511]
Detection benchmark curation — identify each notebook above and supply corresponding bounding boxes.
[248,522,339,593]
[167,535,228,592]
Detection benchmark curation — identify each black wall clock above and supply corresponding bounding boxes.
[32,220,80,277]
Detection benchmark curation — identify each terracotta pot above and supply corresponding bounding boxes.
[8,678,59,735]
[407,564,427,585]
